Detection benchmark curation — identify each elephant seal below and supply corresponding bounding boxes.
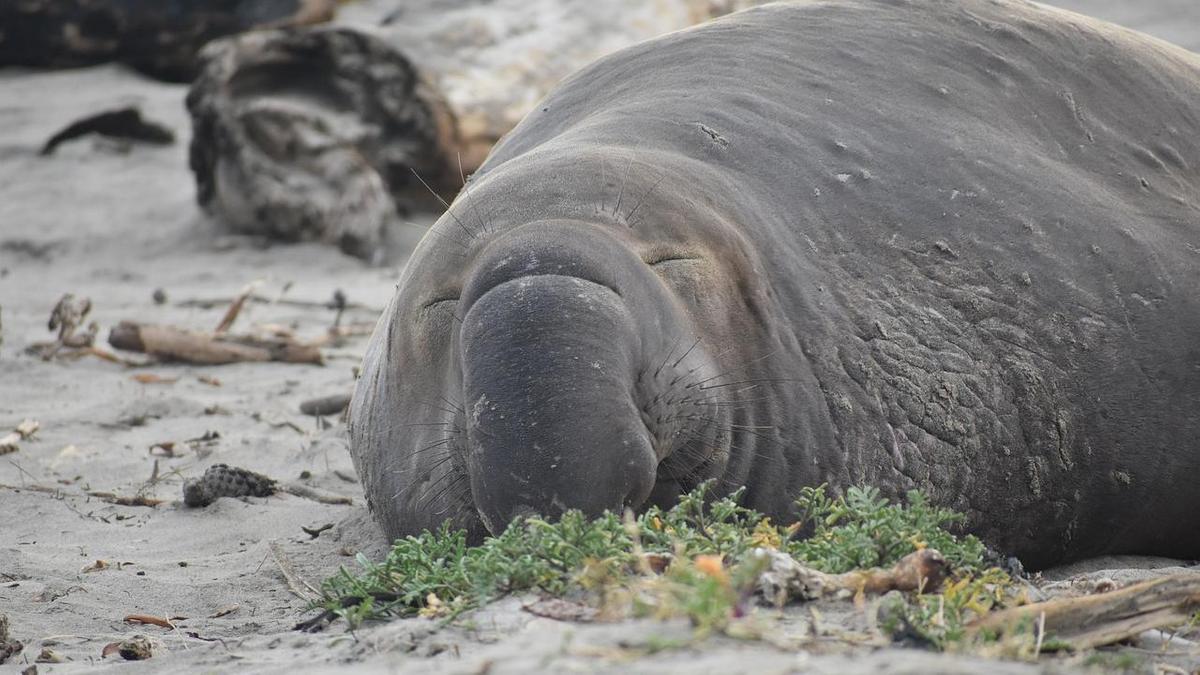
[350,0,1200,569]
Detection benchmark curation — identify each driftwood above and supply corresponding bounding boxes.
[0,0,334,82]
[298,393,351,417]
[108,321,322,365]
[754,548,949,605]
[969,573,1200,651]
[186,0,762,260]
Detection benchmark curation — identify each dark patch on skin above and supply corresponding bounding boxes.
[351,0,1200,570]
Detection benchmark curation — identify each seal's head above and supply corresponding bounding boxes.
[349,153,795,541]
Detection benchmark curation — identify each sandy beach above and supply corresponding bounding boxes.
[1,1,1198,672]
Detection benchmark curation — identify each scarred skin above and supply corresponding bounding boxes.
[350,0,1200,569]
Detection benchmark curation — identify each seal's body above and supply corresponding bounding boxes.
[351,0,1200,568]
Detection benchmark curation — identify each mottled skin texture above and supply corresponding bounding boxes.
[350,0,1200,569]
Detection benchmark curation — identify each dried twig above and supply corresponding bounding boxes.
[269,541,320,602]
[124,615,174,630]
[280,483,353,505]
[0,483,161,507]
[214,281,261,334]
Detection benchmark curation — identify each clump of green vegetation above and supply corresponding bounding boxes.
[315,482,1010,643]
[788,485,988,574]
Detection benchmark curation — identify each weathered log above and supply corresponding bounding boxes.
[108,321,322,365]
[0,0,335,82]
[186,0,762,261]
[969,573,1200,651]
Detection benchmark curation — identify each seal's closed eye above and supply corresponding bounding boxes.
[422,296,460,310]
[647,255,703,266]
[642,245,703,268]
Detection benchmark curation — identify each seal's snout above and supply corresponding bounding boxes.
[460,265,656,534]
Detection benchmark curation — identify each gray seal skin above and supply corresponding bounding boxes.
[350,0,1200,569]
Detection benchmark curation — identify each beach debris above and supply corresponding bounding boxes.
[86,491,163,507]
[48,294,92,345]
[279,483,353,506]
[150,431,220,458]
[214,281,260,334]
[968,572,1200,651]
[101,635,152,660]
[109,321,323,365]
[209,604,239,619]
[25,294,94,359]
[0,482,162,507]
[269,541,320,602]
[25,295,140,364]
[1,420,39,454]
[14,420,39,439]
[40,107,174,156]
[0,613,22,664]
[124,615,174,630]
[131,373,179,385]
[182,463,276,507]
[301,523,333,539]
[754,547,948,605]
[522,598,600,623]
[35,647,65,663]
[299,393,352,417]
[0,417,38,454]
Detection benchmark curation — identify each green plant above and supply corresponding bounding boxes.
[789,485,988,574]
[315,481,1007,643]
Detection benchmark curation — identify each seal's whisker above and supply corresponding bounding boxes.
[686,351,781,387]
[402,220,470,251]
[671,426,772,463]
[612,156,634,216]
[672,337,703,369]
[436,396,466,416]
[430,476,470,517]
[456,152,489,237]
[417,471,468,514]
[401,421,460,428]
[416,401,464,419]
[395,437,456,467]
[694,377,803,391]
[680,395,771,408]
[668,413,786,447]
[624,175,666,226]
[598,154,607,214]
[410,167,476,240]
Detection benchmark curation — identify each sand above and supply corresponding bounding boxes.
[1,1,1198,672]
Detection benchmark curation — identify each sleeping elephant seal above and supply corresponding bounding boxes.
[350,0,1200,569]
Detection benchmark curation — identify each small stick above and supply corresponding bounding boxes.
[280,483,353,505]
[124,615,174,630]
[269,541,320,601]
[214,281,262,334]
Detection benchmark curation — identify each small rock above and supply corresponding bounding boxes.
[35,647,65,663]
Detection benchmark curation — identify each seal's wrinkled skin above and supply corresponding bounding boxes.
[350,0,1200,568]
